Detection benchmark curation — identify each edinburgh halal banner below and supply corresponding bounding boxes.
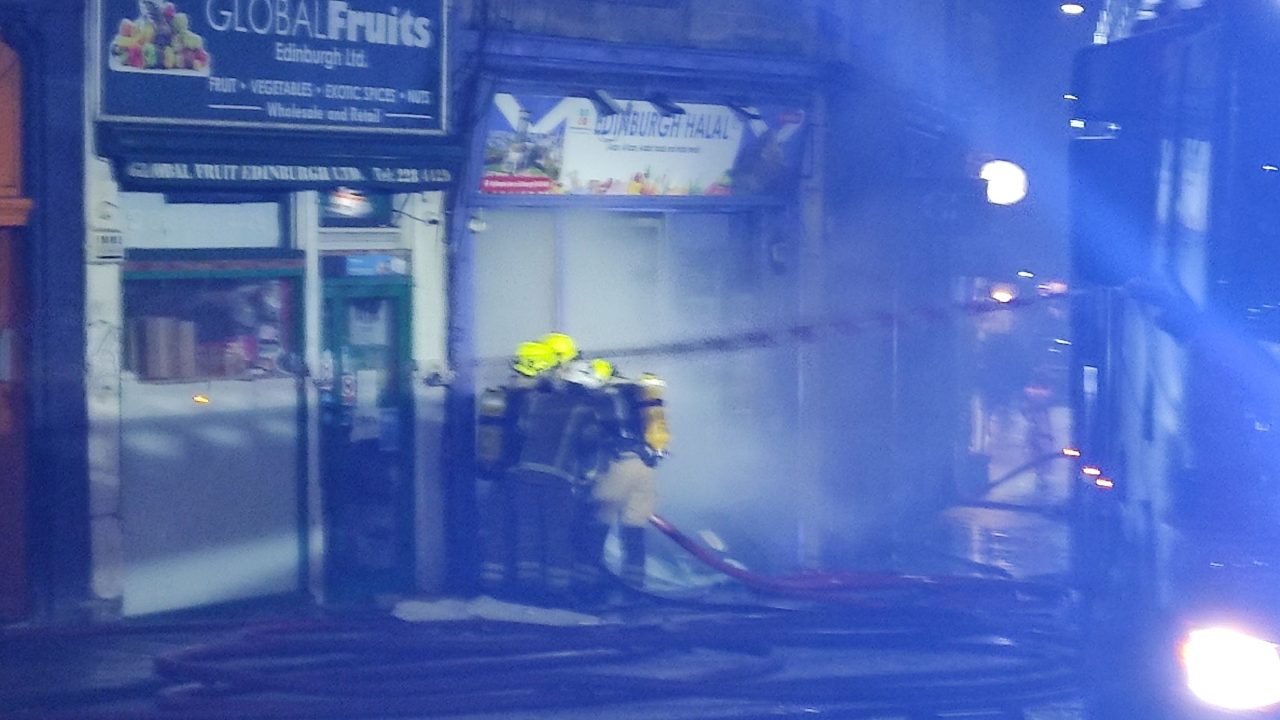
[480,93,807,197]
[96,0,447,135]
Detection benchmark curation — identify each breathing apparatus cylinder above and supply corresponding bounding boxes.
[476,388,509,474]
[637,373,670,455]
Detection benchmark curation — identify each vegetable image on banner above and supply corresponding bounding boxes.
[480,93,807,197]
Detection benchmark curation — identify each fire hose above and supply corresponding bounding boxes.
[4,509,1078,720]
[647,513,1073,612]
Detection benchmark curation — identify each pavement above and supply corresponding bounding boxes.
[1,598,1084,720]
[0,404,1088,719]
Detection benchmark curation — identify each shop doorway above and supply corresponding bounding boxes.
[469,207,804,574]
[319,278,415,600]
[0,37,31,621]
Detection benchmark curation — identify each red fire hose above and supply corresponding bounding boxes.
[647,514,1069,606]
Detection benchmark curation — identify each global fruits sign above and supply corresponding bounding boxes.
[480,93,807,197]
[94,0,447,135]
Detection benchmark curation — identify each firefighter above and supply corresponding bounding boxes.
[541,331,580,367]
[509,336,610,604]
[475,340,557,595]
[574,362,669,602]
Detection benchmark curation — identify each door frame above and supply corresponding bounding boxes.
[321,276,416,594]
[0,36,31,621]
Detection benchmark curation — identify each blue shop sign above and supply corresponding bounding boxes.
[346,254,407,276]
[94,0,447,135]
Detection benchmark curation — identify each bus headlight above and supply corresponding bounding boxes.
[1182,627,1280,711]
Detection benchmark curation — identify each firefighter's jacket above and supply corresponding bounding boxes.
[510,380,609,487]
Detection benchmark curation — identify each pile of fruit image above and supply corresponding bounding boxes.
[110,2,210,72]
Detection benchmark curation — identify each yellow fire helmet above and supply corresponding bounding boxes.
[512,341,557,377]
[540,332,579,365]
[590,358,615,382]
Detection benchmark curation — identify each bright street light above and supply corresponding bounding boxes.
[990,285,1017,304]
[979,160,1028,205]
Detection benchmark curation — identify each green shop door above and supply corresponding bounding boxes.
[319,279,414,601]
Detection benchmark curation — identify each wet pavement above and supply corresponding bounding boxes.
[1,599,1084,720]
[0,405,1088,719]
[944,404,1075,582]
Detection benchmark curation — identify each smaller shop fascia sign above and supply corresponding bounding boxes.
[112,157,458,192]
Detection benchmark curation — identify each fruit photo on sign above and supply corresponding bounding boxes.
[109,0,211,74]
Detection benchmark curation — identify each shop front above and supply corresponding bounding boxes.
[453,37,822,579]
[84,0,458,615]
[92,192,447,614]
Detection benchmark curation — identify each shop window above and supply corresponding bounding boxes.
[472,209,557,361]
[122,251,302,382]
[668,213,732,328]
[476,208,773,354]
[119,192,284,249]
[562,210,769,344]
[563,210,663,348]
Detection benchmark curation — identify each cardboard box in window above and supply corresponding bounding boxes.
[176,321,198,379]
[143,317,177,380]
[135,317,199,381]
[127,320,142,378]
